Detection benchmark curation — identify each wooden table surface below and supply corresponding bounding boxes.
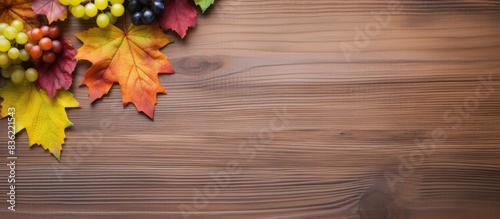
[2,0,500,218]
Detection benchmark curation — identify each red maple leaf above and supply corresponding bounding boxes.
[32,0,68,24]
[36,37,77,98]
[159,0,197,38]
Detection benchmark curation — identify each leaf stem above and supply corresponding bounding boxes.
[122,13,127,35]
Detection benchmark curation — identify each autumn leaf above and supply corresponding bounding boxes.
[0,80,79,160]
[0,0,39,31]
[32,0,68,24]
[160,0,197,38]
[75,24,174,119]
[36,37,77,98]
[194,0,215,13]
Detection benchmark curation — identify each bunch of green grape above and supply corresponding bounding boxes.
[0,20,38,84]
[60,0,125,28]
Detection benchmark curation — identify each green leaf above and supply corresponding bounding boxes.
[193,0,215,13]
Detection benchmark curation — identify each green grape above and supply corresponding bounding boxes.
[11,68,25,84]
[95,0,108,10]
[0,52,9,65]
[96,13,110,28]
[7,64,22,72]
[106,12,117,25]
[71,5,86,18]
[10,20,23,32]
[110,4,124,17]
[19,49,30,61]
[7,48,19,60]
[58,0,70,6]
[81,14,91,20]
[25,68,38,82]
[0,23,8,35]
[3,26,18,40]
[15,32,28,45]
[110,0,124,4]
[0,39,10,52]
[85,3,98,17]
[68,0,81,6]
[1,67,11,78]
[11,58,21,65]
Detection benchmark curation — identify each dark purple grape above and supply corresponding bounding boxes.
[131,12,143,25]
[139,0,151,5]
[128,0,143,13]
[151,1,164,16]
[141,9,156,25]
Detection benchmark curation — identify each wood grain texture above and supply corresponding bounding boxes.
[1,0,500,218]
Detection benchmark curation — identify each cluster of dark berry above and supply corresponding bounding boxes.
[129,0,165,25]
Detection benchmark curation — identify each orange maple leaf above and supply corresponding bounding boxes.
[75,25,174,119]
[0,0,39,31]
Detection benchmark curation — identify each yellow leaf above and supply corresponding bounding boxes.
[0,81,79,160]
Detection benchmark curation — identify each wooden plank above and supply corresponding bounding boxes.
[1,0,500,218]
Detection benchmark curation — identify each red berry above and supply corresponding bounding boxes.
[31,28,43,41]
[25,43,34,52]
[39,37,53,51]
[30,45,42,59]
[42,51,57,64]
[31,57,42,65]
[48,26,61,39]
[51,40,63,54]
[41,26,49,36]
[26,30,32,39]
